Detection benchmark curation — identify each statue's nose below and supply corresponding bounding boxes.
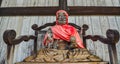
[59,16,63,19]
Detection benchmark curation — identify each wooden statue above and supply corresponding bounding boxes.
[23,10,102,62]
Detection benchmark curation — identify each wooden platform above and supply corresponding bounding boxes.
[16,62,108,64]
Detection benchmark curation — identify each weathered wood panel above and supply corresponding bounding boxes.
[0,17,9,64]
[116,16,120,64]
[1,0,58,7]
[99,16,110,61]
[83,16,95,54]
[0,16,120,64]
[0,0,120,64]
[68,0,120,6]
[91,16,104,59]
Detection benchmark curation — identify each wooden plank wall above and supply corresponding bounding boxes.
[0,0,120,64]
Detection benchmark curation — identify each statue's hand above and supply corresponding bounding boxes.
[70,36,77,48]
[70,36,76,43]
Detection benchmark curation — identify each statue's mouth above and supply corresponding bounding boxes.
[59,19,66,21]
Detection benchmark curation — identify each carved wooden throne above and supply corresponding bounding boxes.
[3,22,120,64]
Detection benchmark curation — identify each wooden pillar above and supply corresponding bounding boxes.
[33,31,38,57]
[7,45,15,64]
[59,0,68,11]
[0,0,2,6]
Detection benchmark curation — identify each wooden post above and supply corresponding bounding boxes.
[59,0,68,11]
[82,24,89,48]
[0,0,2,6]
[3,30,36,64]
[33,31,38,57]
[31,24,39,58]
[107,29,119,64]
[7,45,15,64]
[108,44,118,64]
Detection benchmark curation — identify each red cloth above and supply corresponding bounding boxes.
[43,10,85,48]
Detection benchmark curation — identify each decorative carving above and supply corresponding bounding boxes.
[31,22,56,31]
[83,29,119,64]
[106,29,120,44]
[3,30,36,45]
[31,22,89,31]
[3,30,36,64]
[3,30,16,45]
[84,29,120,44]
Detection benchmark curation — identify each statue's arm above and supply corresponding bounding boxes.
[46,28,53,41]
[44,28,54,47]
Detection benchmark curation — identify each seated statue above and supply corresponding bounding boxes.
[43,10,84,49]
[24,10,102,63]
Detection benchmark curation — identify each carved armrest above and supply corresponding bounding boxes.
[84,29,120,44]
[3,30,36,45]
[3,30,36,64]
[83,29,120,64]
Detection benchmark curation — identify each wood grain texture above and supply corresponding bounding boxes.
[116,16,120,64]
[99,16,110,61]
[0,0,120,64]
[0,17,9,64]
[1,0,58,7]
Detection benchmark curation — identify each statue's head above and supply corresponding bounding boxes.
[56,10,68,25]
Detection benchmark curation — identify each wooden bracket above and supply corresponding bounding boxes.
[84,29,120,64]
[3,30,36,64]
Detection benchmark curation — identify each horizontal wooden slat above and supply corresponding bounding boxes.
[0,6,120,16]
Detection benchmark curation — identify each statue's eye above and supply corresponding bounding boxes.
[63,13,66,16]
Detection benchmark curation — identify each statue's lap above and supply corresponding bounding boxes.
[16,48,108,64]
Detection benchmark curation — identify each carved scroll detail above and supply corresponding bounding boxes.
[84,29,120,44]
[31,22,56,31]
[3,30,36,45]
[31,22,89,31]
[3,30,36,64]
[82,24,89,31]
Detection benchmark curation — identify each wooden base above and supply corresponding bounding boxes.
[16,62,108,64]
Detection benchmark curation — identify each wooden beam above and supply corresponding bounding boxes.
[0,7,59,16]
[68,6,120,15]
[0,6,120,16]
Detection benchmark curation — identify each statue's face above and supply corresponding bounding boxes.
[58,12,66,25]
